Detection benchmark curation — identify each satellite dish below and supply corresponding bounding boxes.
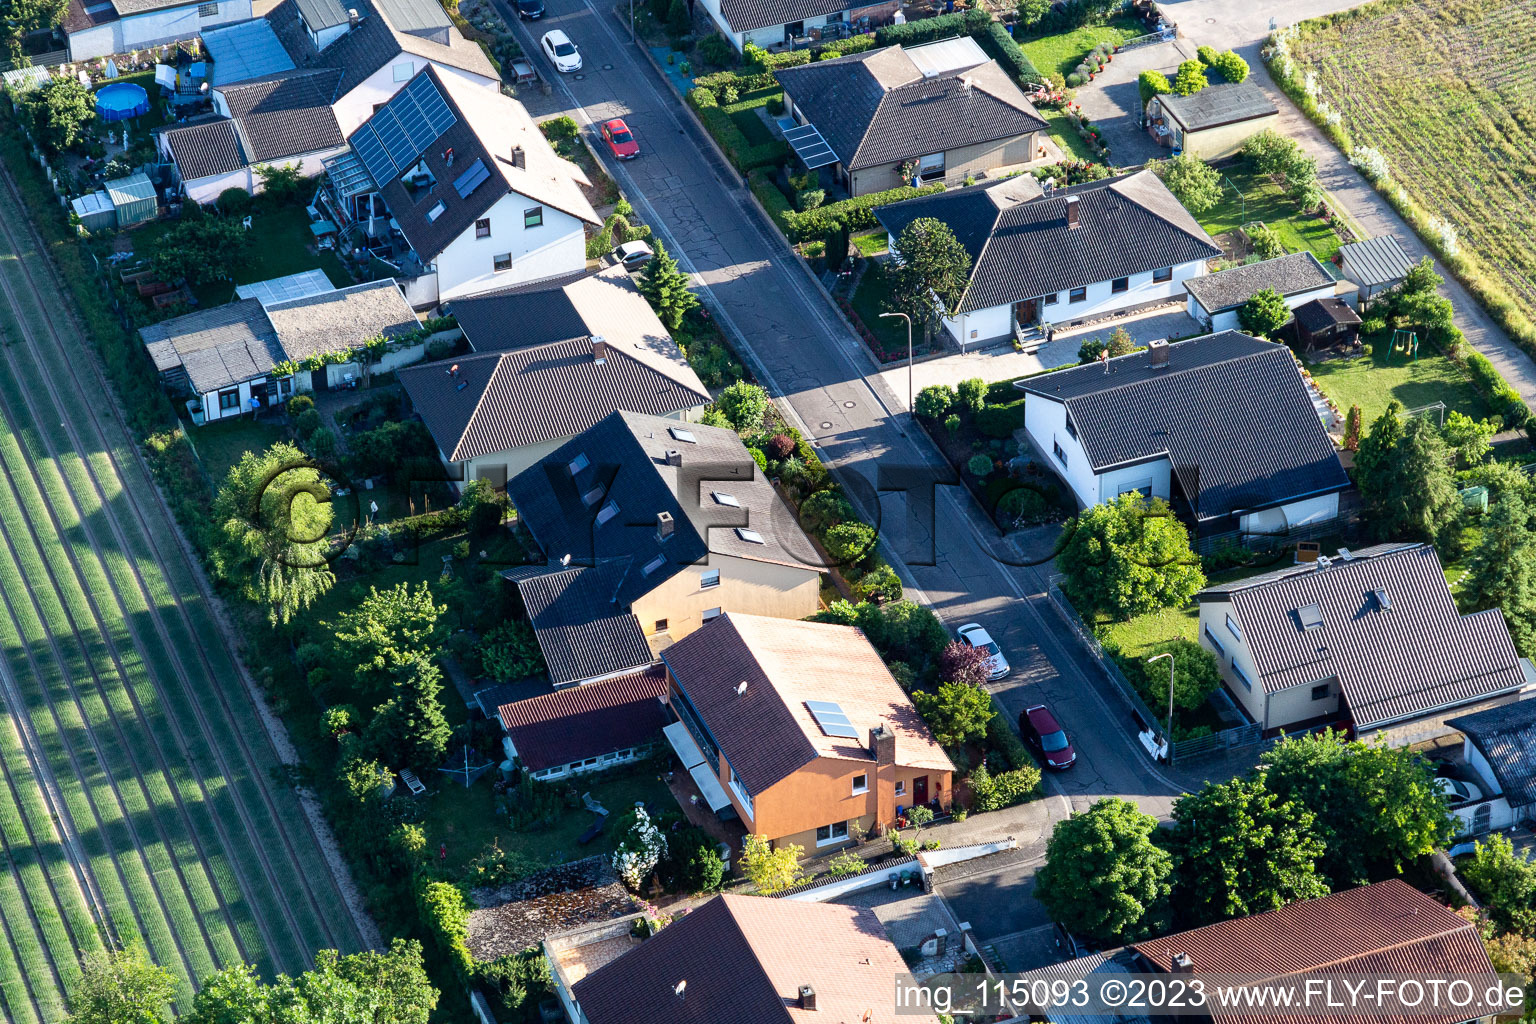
[674,980,687,999]
[736,681,748,695]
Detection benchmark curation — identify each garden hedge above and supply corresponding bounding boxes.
[687,87,790,172]
[748,169,794,234]
[978,22,1045,87]
[782,182,944,240]
[875,8,989,47]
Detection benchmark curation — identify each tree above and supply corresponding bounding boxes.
[1442,410,1498,468]
[1258,730,1453,886]
[1210,50,1248,83]
[1343,404,1363,451]
[1171,59,1207,95]
[741,833,803,893]
[184,939,438,1024]
[1171,776,1329,926]
[637,240,698,329]
[1238,288,1291,338]
[24,75,95,152]
[666,0,689,33]
[254,162,306,203]
[824,522,876,565]
[1462,491,1536,659]
[1055,494,1206,620]
[328,582,446,691]
[956,377,986,414]
[1400,255,1442,297]
[1461,834,1536,935]
[939,640,993,688]
[68,944,177,1024]
[1138,69,1172,107]
[1125,638,1220,712]
[1015,0,1050,26]
[889,217,973,331]
[366,658,452,771]
[1035,798,1172,943]
[150,216,252,286]
[1354,402,1460,542]
[1,0,68,58]
[715,380,769,431]
[912,681,993,748]
[477,620,546,682]
[915,384,957,420]
[1156,153,1222,214]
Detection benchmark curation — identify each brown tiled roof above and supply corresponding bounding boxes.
[572,893,942,1024]
[1133,880,1495,1024]
[661,614,953,795]
[498,665,666,771]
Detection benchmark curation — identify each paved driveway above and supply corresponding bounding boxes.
[1073,38,1197,167]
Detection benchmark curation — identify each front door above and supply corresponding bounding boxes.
[311,368,329,392]
[1014,298,1038,328]
[912,775,928,806]
[784,19,803,40]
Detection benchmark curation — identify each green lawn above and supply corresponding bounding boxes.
[184,415,287,486]
[1196,166,1345,262]
[852,231,888,257]
[1017,15,1145,77]
[848,261,924,360]
[1038,108,1099,163]
[724,88,781,148]
[1306,334,1491,425]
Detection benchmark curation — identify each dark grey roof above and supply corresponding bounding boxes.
[294,0,349,30]
[507,412,819,610]
[220,69,345,162]
[139,299,283,394]
[1338,235,1416,287]
[162,118,246,180]
[1447,699,1536,808]
[473,679,553,719]
[1197,543,1419,596]
[878,169,1221,313]
[265,279,418,364]
[502,564,655,685]
[1184,252,1335,314]
[777,49,1044,171]
[1158,81,1277,132]
[1294,296,1362,333]
[718,0,856,33]
[1209,544,1525,727]
[1018,332,1350,521]
[451,284,590,350]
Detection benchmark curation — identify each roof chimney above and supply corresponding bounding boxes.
[663,449,682,468]
[1065,194,1081,229]
[1148,338,1170,368]
[959,76,972,95]
[510,145,525,169]
[656,510,674,541]
[444,146,454,167]
[1170,953,1194,974]
[591,336,608,364]
[347,7,358,26]
[798,985,817,1011]
[869,723,895,766]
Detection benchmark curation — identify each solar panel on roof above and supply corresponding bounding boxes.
[453,158,490,198]
[806,701,859,739]
[351,126,396,189]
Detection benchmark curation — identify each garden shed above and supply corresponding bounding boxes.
[71,190,117,233]
[1146,82,1279,159]
[1337,234,1416,308]
[105,173,158,228]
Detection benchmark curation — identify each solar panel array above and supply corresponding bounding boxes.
[452,157,490,198]
[203,20,296,85]
[323,149,376,198]
[806,700,860,739]
[783,122,837,170]
[351,73,457,188]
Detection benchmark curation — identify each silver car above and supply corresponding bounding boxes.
[957,623,1009,679]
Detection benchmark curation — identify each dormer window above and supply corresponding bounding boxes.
[582,486,604,507]
[1372,588,1392,611]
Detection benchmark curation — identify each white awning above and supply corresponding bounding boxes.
[783,122,838,170]
[663,721,705,770]
[688,762,733,814]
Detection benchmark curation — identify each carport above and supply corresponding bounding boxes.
[783,121,838,169]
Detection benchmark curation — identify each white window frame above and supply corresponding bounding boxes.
[493,252,513,272]
[729,766,753,819]
[700,568,720,589]
[815,820,850,847]
[1052,439,1068,468]
[852,773,868,795]
[701,607,722,622]
[894,779,905,797]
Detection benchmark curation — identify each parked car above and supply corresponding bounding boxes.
[1019,704,1076,770]
[601,118,640,160]
[1436,776,1484,806]
[611,240,654,271]
[956,623,1009,679]
[541,29,581,72]
[516,0,544,17]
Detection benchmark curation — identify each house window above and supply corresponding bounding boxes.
[702,607,722,622]
[1112,277,1129,293]
[1064,414,1077,439]
[426,200,446,222]
[524,206,543,229]
[654,618,669,633]
[568,452,590,476]
[1052,439,1068,468]
[642,554,666,576]
[852,773,868,795]
[729,766,753,818]
[700,569,720,589]
[493,253,513,272]
[1042,293,1058,306]
[815,820,850,846]
[1153,267,1173,283]
[393,61,413,81]
[218,389,240,411]
[1226,613,1242,642]
[475,218,491,239]
[1203,625,1224,658]
[198,1,219,14]
[1311,683,1331,701]
[1232,660,1253,692]
[895,780,905,797]
[1069,287,1087,303]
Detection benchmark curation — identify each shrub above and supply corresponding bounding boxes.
[825,521,877,565]
[1246,222,1287,260]
[1210,50,1248,83]
[997,486,1048,526]
[856,563,903,603]
[765,433,796,460]
[1138,69,1172,106]
[874,7,989,46]
[717,380,771,431]
[944,414,961,433]
[966,453,994,477]
[985,697,1032,769]
[216,187,252,216]
[1350,145,1389,183]
[915,384,957,420]
[659,825,725,893]
[286,394,314,417]
[827,849,866,878]
[781,183,944,241]
[966,763,1041,812]
[698,33,736,67]
[1066,72,1084,88]
[747,169,794,235]
[956,377,986,414]
[800,489,853,532]
[416,880,472,979]
[974,402,1026,438]
[980,22,1044,87]
[686,88,789,172]
[1196,44,1219,65]
[1172,59,1207,96]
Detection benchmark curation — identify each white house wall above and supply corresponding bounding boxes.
[1197,599,1269,725]
[433,192,586,302]
[941,304,1012,348]
[1096,458,1171,504]
[67,0,252,59]
[1022,396,1099,508]
[331,59,498,136]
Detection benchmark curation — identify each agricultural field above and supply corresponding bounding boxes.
[0,158,365,1017]
[1284,0,1536,338]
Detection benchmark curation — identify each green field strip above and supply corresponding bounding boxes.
[0,745,70,1023]
[0,861,46,1024]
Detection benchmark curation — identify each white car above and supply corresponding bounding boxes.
[957,623,1009,680]
[1436,777,1484,806]
[541,29,581,72]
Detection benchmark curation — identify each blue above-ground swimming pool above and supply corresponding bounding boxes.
[95,82,150,122]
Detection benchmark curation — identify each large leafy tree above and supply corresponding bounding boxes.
[24,75,95,152]
[1354,401,1460,542]
[67,944,177,1024]
[1463,491,1536,658]
[366,657,452,771]
[327,582,446,692]
[1461,834,1536,936]
[1171,776,1329,926]
[911,681,993,748]
[637,240,698,330]
[1156,153,1222,214]
[1258,730,1452,886]
[1442,410,1498,469]
[1035,798,1172,943]
[1238,288,1291,338]
[150,215,252,286]
[1056,494,1206,621]
[889,217,972,332]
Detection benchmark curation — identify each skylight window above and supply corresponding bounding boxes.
[582,486,605,507]
[712,492,740,507]
[1372,588,1392,611]
[426,200,446,222]
[669,427,697,443]
[596,500,619,526]
[567,452,590,476]
[736,528,765,545]
[806,700,860,739]
[642,554,667,576]
[1297,602,1324,630]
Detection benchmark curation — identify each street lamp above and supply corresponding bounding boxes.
[1146,651,1176,766]
[879,311,914,415]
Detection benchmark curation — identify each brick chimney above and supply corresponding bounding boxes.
[869,724,895,765]
[798,985,817,1011]
[510,145,525,169]
[1148,338,1170,368]
[1066,194,1081,228]
[591,336,608,364]
[656,510,674,540]
[1170,952,1194,974]
[663,449,682,468]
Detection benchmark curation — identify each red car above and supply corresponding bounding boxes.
[1019,704,1076,770]
[601,118,639,160]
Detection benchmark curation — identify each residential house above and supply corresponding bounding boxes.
[1293,295,1362,349]
[1196,543,1533,741]
[696,0,900,53]
[1016,332,1351,544]
[505,411,821,677]
[1338,234,1416,308]
[266,0,499,133]
[1042,880,1497,1024]
[559,893,942,1024]
[1183,251,1345,333]
[156,68,347,203]
[876,169,1221,348]
[397,266,708,490]
[140,277,418,421]
[1145,81,1279,159]
[661,613,954,855]
[338,65,598,308]
[775,38,1046,195]
[61,0,251,61]
[496,665,668,781]
[1445,697,1536,837]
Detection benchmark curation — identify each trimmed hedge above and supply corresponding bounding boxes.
[687,87,790,172]
[748,169,794,234]
[693,67,779,96]
[979,22,1045,87]
[782,182,944,240]
[1464,347,1531,428]
[875,7,989,47]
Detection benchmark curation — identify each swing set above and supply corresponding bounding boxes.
[1386,328,1419,364]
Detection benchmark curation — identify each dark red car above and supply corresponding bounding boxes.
[601,118,639,160]
[1019,704,1076,770]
